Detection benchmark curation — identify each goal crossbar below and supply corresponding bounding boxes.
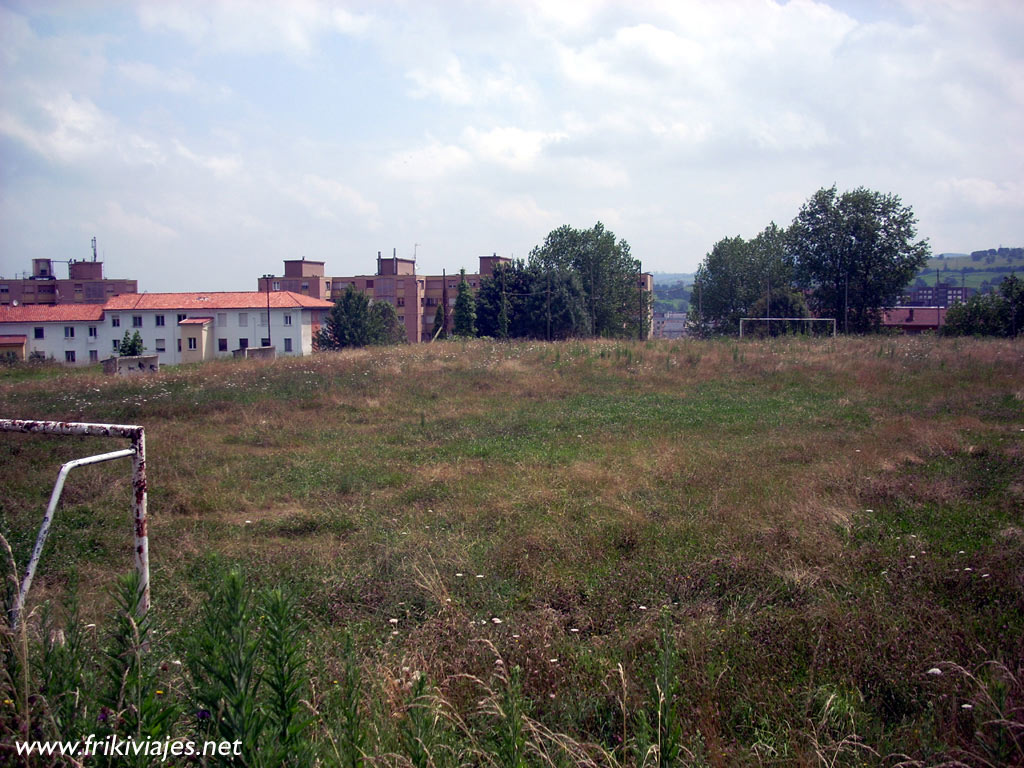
[739,317,836,338]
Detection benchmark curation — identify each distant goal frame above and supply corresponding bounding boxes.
[738,317,836,338]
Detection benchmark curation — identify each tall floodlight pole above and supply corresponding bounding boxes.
[263,274,274,347]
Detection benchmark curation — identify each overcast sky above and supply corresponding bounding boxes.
[1,0,1021,291]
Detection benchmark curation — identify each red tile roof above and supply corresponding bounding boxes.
[0,304,106,323]
[178,316,214,325]
[103,291,333,311]
[0,335,28,343]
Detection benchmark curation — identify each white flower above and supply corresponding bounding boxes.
[388,618,399,624]
[492,617,502,624]
[961,703,973,710]
[926,668,942,676]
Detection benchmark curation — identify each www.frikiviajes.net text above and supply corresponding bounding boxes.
[15,735,243,760]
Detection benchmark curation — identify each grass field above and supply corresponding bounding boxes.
[1,337,1022,766]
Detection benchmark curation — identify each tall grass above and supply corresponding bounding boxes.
[1,336,1022,765]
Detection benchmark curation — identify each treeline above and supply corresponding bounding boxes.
[945,274,1024,337]
[691,186,930,335]
[472,223,648,341]
[317,223,649,350]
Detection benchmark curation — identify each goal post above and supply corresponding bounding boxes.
[739,317,836,338]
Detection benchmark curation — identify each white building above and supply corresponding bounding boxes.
[0,291,333,365]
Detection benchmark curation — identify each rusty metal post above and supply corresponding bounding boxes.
[0,419,150,628]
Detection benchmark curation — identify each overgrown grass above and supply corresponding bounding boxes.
[1,336,1022,766]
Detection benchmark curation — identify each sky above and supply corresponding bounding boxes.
[1,0,1022,292]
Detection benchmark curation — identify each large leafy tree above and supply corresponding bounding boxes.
[476,261,589,340]
[530,222,643,338]
[689,223,794,336]
[316,284,403,349]
[789,186,929,333]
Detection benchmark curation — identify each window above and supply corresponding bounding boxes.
[272,281,281,291]
[0,285,7,294]
[324,282,330,291]
[177,339,182,352]
[259,313,267,327]
[34,327,44,339]
[155,315,165,327]
[89,350,98,362]
[132,316,143,328]
[261,337,270,347]
[283,313,292,326]
[188,337,197,350]
[238,312,248,327]
[113,340,120,352]
[397,297,405,307]
[65,351,76,363]
[218,338,228,352]
[177,314,186,323]
[88,326,97,338]
[155,339,166,352]
[217,313,227,327]
[301,282,309,291]
[111,315,120,328]
[64,326,75,338]
[283,338,293,353]
[239,338,248,349]
[366,280,374,288]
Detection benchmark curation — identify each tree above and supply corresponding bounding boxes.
[530,222,641,338]
[945,274,1023,337]
[316,284,403,350]
[453,269,477,337]
[688,223,795,336]
[476,260,589,340]
[369,301,406,345]
[432,302,447,340]
[118,330,144,356]
[789,186,929,333]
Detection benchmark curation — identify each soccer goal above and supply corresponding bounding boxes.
[739,317,837,338]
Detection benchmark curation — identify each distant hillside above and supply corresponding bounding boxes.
[915,247,1022,293]
[651,272,695,286]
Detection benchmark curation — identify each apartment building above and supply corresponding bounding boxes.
[259,253,513,343]
[0,291,332,365]
[0,257,137,306]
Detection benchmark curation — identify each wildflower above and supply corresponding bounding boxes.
[156,690,165,696]
[982,573,990,578]
[549,658,558,663]
[456,573,463,577]
[961,703,973,710]
[492,617,502,624]
[926,668,942,676]
[570,628,579,633]
[639,605,648,611]
[476,574,484,578]
[389,618,399,624]
[197,709,211,721]
[4,699,13,707]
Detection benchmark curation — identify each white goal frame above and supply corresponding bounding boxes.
[739,317,836,338]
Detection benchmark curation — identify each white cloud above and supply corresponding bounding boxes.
[384,141,472,181]
[173,140,242,178]
[288,174,380,226]
[101,201,178,240]
[463,126,565,170]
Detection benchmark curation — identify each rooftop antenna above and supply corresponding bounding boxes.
[91,237,98,261]
[413,243,420,259]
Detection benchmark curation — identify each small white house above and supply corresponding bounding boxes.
[0,291,333,366]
